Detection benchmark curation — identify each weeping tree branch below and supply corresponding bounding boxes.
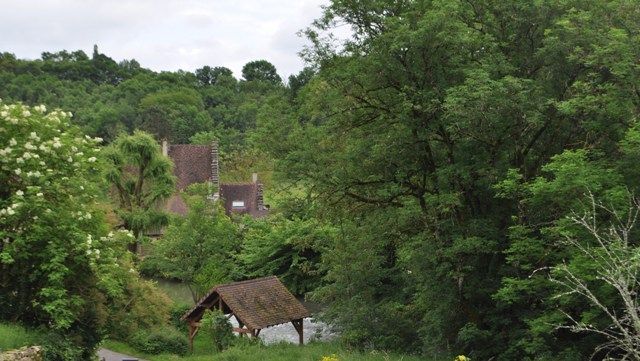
[550,191,640,360]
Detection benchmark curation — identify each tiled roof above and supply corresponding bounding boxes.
[167,145,212,190]
[220,183,256,212]
[220,183,269,217]
[182,276,310,330]
[165,194,188,216]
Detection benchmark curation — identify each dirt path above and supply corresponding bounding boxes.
[97,348,146,361]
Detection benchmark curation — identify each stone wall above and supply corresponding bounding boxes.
[0,346,43,361]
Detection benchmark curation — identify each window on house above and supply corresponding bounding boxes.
[232,201,245,208]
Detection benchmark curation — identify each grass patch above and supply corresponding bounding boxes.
[0,323,41,352]
[104,336,429,361]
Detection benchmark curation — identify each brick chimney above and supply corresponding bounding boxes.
[256,183,265,211]
[162,139,168,156]
[211,141,220,199]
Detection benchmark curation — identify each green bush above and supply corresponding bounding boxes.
[138,251,166,278]
[130,327,188,355]
[170,303,192,332]
[40,331,85,361]
[200,309,234,352]
[106,278,172,340]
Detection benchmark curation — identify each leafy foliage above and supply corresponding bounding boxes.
[130,326,188,356]
[200,309,234,352]
[0,102,152,358]
[147,184,239,302]
[104,131,175,252]
[239,215,336,295]
[241,60,282,84]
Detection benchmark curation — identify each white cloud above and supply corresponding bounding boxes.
[0,0,337,78]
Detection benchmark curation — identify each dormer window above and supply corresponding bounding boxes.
[232,201,245,209]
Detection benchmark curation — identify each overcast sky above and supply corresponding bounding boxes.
[0,0,336,79]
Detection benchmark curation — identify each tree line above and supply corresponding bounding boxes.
[2,0,640,359]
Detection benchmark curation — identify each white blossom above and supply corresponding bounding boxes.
[88,157,97,163]
[14,168,21,175]
[22,110,31,117]
[9,138,17,146]
[15,190,23,196]
[36,193,43,197]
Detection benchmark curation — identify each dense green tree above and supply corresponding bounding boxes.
[287,67,315,99]
[137,88,211,143]
[0,102,144,359]
[241,60,282,84]
[252,0,640,358]
[104,131,175,253]
[195,65,234,86]
[148,184,239,302]
[238,215,335,294]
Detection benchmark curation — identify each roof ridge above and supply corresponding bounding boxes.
[215,276,277,289]
[169,144,211,148]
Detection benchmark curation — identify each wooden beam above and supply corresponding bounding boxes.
[202,296,219,309]
[291,319,304,345]
[236,316,245,338]
[188,320,201,352]
[233,327,252,334]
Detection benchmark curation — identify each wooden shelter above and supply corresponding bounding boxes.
[181,276,310,350]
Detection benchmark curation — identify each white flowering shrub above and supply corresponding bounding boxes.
[0,100,138,358]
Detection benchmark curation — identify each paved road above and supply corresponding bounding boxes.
[97,348,146,361]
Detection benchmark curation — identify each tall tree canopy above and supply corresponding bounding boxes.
[241,60,282,84]
[252,0,640,358]
[104,131,175,252]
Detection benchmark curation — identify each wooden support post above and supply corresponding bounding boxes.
[188,321,196,352]
[299,319,304,345]
[187,320,201,352]
[236,316,245,338]
[291,319,304,345]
